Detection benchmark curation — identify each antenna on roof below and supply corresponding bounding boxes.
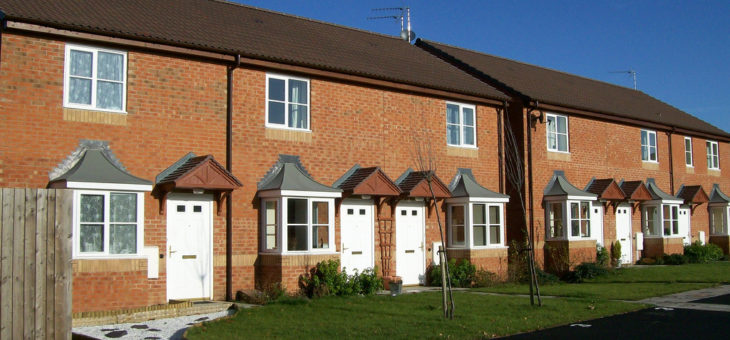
[610,70,637,90]
[368,7,416,42]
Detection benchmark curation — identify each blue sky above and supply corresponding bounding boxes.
[238,0,730,133]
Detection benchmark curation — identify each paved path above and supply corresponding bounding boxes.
[638,284,730,312]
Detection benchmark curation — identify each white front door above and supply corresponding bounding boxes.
[679,206,691,245]
[340,200,374,274]
[396,202,425,285]
[615,204,632,264]
[167,194,213,300]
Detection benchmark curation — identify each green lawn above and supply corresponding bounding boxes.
[186,292,644,339]
[475,282,715,300]
[589,262,730,284]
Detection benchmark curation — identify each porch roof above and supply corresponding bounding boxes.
[676,185,709,205]
[585,178,625,201]
[645,178,681,201]
[333,165,401,197]
[448,168,508,200]
[395,168,451,198]
[258,155,341,193]
[543,171,596,199]
[619,180,653,201]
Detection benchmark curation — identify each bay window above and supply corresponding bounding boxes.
[447,202,504,248]
[74,190,144,257]
[642,203,680,237]
[546,200,595,240]
[709,206,729,235]
[260,196,335,253]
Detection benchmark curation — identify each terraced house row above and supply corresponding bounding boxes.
[1,0,728,314]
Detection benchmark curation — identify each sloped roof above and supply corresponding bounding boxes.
[0,0,507,101]
[448,168,508,200]
[395,168,451,198]
[543,171,596,199]
[676,185,709,205]
[645,178,681,201]
[48,140,151,188]
[585,178,625,200]
[417,39,730,138]
[156,153,242,189]
[619,180,653,201]
[258,155,340,193]
[333,165,401,197]
[709,184,730,204]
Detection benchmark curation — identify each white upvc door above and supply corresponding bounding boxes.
[395,202,425,285]
[340,200,375,274]
[615,204,633,264]
[166,194,213,300]
[679,206,691,245]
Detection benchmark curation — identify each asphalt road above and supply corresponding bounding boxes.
[503,307,730,340]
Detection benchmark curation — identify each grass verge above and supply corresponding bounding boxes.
[186,292,644,339]
[588,262,730,284]
[475,282,715,300]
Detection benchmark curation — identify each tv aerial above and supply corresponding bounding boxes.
[368,7,415,42]
[610,70,637,90]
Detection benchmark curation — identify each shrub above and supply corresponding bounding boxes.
[535,268,560,285]
[596,245,609,267]
[299,259,382,298]
[473,269,498,287]
[662,253,688,265]
[610,241,622,267]
[636,257,656,265]
[684,241,723,263]
[429,259,497,288]
[236,282,286,305]
[566,262,609,283]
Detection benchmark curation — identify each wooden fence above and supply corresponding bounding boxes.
[1,188,72,339]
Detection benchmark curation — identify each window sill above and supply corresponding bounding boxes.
[265,127,312,143]
[547,151,571,162]
[63,107,128,126]
[446,145,478,158]
[641,161,660,170]
[708,168,721,177]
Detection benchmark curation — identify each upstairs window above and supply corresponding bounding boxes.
[64,44,127,112]
[684,137,693,167]
[546,113,569,152]
[446,102,476,147]
[641,130,657,162]
[707,141,720,170]
[266,74,310,130]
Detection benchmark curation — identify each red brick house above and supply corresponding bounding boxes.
[417,40,730,270]
[0,0,511,313]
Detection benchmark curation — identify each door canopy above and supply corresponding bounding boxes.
[334,164,401,198]
[676,185,709,209]
[585,178,626,201]
[395,168,451,199]
[619,180,653,201]
[154,153,242,215]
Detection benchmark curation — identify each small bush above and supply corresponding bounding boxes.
[535,268,560,285]
[636,257,656,265]
[236,282,287,305]
[299,259,382,298]
[684,241,723,263]
[596,245,609,267]
[566,262,609,283]
[429,259,498,288]
[473,269,498,287]
[662,253,688,265]
[610,241,622,267]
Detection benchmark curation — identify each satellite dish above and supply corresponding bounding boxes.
[400,30,416,42]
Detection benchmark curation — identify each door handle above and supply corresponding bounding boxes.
[169,245,177,257]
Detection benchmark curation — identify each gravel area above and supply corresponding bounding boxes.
[72,309,235,339]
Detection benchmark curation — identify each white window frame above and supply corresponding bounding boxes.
[447,201,506,249]
[546,113,569,153]
[445,102,477,148]
[259,196,336,254]
[707,140,720,170]
[72,190,144,259]
[641,130,658,162]
[684,137,693,167]
[448,204,467,247]
[63,44,127,113]
[642,203,681,237]
[265,74,311,131]
[545,199,597,241]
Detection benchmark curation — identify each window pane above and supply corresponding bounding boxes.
[571,220,580,237]
[268,101,285,124]
[641,130,647,145]
[546,116,556,134]
[489,206,500,224]
[80,224,103,252]
[473,225,486,246]
[650,146,657,161]
[311,202,328,224]
[447,124,460,145]
[287,225,307,251]
[70,50,93,77]
[462,107,474,126]
[97,81,123,110]
[110,224,136,254]
[547,133,557,150]
[453,225,465,245]
[641,145,648,161]
[463,126,474,146]
[312,225,329,249]
[581,220,590,237]
[550,203,563,238]
[446,104,459,124]
[69,78,92,105]
[289,79,308,104]
[287,199,307,224]
[288,104,308,129]
[571,203,579,219]
[685,151,692,165]
[489,225,500,244]
[557,116,567,134]
[268,78,285,101]
[265,201,278,250]
[98,52,123,81]
[451,206,464,226]
[80,194,104,222]
[110,193,136,222]
[473,204,486,225]
[580,202,589,219]
[557,134,567,152]
[649,132,656,147]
